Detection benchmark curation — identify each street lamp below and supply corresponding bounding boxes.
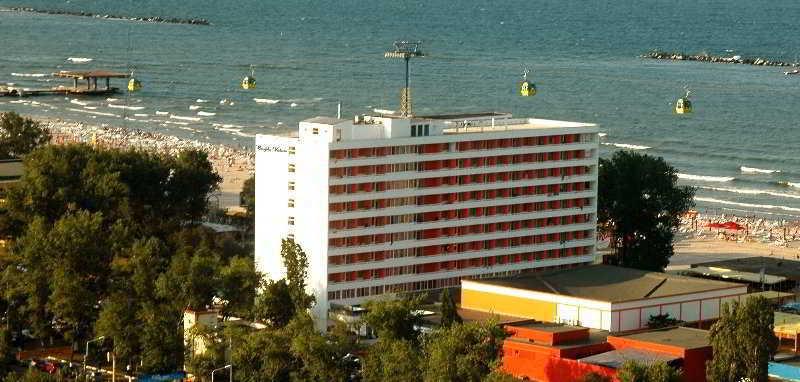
[84,336,106,380]
[211,365,232,382]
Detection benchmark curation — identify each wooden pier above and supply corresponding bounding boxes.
[0,70,128,97]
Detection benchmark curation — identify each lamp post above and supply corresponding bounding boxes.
[83,336,106,380]
[211,365,232,382]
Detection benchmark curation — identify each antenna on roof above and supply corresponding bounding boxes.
[384,40,424,117]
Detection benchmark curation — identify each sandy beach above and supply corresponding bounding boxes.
[41,118,254,208]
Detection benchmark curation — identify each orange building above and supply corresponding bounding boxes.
[501,325,713,382]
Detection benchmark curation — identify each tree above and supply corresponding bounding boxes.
[598,151,695,271]
[252,279,295,328]
[0,328,12,374]
[240,176,255,216]
[362,338,422,382]
[422,321,508,382]
[707,296,777,382]
[483,370,522,382]
[0,112,51,160]
[280,239,314,312]
[439,289,462,327]
[647,313,682,329]
[617,360,682,382]
[575,372,612,382]
[363,294,425,343]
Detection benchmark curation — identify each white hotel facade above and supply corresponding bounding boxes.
[255,112,599,327]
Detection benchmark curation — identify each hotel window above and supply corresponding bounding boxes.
[288,199,295,208]
[287,233,295,241]
[288,164,296,172]
[411,126,417,137]
[312,128,319,135]
[288,146,296,155]
[288,181,295,191]
[288,216,295,225]
[424,124,429,136]
[417,125,423,137]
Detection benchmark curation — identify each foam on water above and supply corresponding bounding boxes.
[699,186,800,200]
[189,105,201,110]
[740,166,781,174]
[601,142,651,150]
[254,98,280,104]
[695,197,800,213]
[197,111,216,116]
[11,73,47,77]
[677,173,735,182]
[196,99,209,103]
[170,115,202,122]
[108,104,145,111]
[66,57,93,63]
[155,111,169,116]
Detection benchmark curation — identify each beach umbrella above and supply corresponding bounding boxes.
[706,222,726,229]
[722,221,744,230]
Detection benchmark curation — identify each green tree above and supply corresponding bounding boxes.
[280,239,315,312]
[231,327,295,382]
[598,151,695,271]
[618,360,682,382]
[287,315,350,381]
[362,338,422,382]
[422,321,508,382]
[707,296,777,382]
[483,370,522,382]
[647,313,682,329]
[240,176,255,216]
[439,289,462,327]
[252,279,295,328]
[0,112,51,160]
[363,294,425,342]
[575,372,612,382]
[0,328,13,374]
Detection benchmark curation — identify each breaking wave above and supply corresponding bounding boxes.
[740,166,780,174]
[695,197,800,213]
[601,142,651,150]
[677,173,735,182]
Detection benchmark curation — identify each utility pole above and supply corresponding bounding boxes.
[384,40,424,117]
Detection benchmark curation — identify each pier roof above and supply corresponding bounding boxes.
[52,71,129,79]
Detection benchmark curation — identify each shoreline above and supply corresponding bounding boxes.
[40,117,253,208]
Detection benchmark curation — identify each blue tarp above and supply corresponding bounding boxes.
[138,372,186,382]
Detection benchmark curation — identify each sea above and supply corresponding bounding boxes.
[1,0,799,219]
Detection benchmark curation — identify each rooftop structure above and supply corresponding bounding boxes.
[255,111,600,329]
[501,325,713,382]
[461,264,747,332]
[691,256,800,281]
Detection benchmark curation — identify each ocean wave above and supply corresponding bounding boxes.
[677,173,735,182]
[197,111,216,116]
[106,98,119,102]
[83,106,97,110]
[66,57,93,63]
[695,197,800,213]
[196,99,209,103]
[601,142,651,150]
[740,166,780,174]
[170,115,202,122]
[163,121,190,126]
[70,99,89,106]
[66,107,119,117]
[598,133,607,138]
[108,104,145,111]
[134,113,149,117]
[11,73,47,77]
[254,98,280,104]
[155,111,169,116]
[189,105,201,110]
[698,186,800,200]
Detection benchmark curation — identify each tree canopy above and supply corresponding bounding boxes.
[707,296,777,382]
[363,294,426,343]
[598,151,695,271]
[240,175,255,216]
[617,360,682,382]
[0,112,51,160]
[439,289,462,328]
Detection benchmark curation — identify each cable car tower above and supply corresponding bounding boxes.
[384,40,424,116]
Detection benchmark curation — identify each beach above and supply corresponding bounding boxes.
[42,118,254,208]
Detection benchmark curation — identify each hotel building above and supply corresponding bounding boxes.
[255,112,599,327]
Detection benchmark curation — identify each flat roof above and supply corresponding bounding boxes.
[441,117,596,135]
[511,321,586,334]
[691,257,800,281]
[303,116,349,125]
[579,348,680,369]
[416,112,509,120]
[612,327,711,350]
[420,308,531,327]
[508,328,609,349]
[52,71,129,79]
[676,266,787,284]
[473,265,742,303]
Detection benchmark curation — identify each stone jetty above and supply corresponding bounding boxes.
[6,7,210,26]
[641,50,799,68]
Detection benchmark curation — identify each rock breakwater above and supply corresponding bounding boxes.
[641,50,799,68]
[6,7,210,26]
